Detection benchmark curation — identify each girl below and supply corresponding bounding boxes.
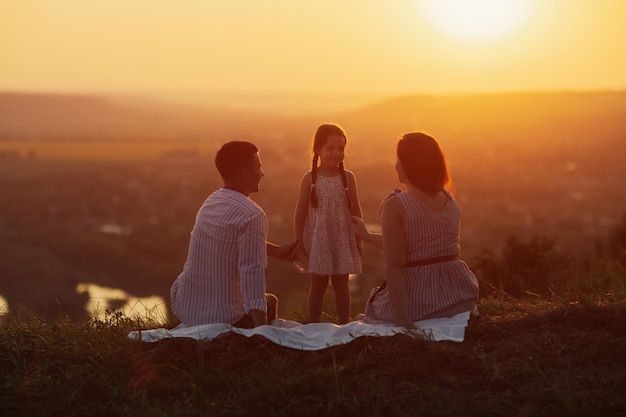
[294,124,362,324]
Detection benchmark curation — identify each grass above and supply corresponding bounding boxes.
[1,290,625,417]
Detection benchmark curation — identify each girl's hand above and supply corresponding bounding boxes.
[350,216,369,239]
[268,241,299,261]
[294,240,305,256]
[292,240,308,273]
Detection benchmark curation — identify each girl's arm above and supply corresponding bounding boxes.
[381,197,416,330]
[293,172,311,243]
[267,241,298,261]
[346,170,363,254]
[350,216,384,249]
[346,170,362,218]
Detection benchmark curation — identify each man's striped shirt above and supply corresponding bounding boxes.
[171,188,268,325]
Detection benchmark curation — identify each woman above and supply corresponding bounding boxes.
[352,132,479,330]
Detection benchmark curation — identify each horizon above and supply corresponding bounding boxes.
[3,87,625,117]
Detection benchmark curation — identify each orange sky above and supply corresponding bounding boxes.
[1,0,626,97]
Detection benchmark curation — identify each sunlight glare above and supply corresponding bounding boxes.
[76,283,168,322]
[0,294,7,316]
[417,0,535,44]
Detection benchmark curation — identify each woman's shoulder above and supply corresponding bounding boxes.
[382,188,403,202]
[442,188,460,205]
[378,189,403,217]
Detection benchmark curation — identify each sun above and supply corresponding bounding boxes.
[417,0,535,44]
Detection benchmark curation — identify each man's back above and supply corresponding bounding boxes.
[170,188,268,326]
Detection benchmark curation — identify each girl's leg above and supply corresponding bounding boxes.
[330,274,350,324]
[308,274,330,323]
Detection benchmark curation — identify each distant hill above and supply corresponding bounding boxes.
[0,92,286,141]
[1,91,625,152]
[335,91,626,152]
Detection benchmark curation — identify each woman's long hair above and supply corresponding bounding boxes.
[397,132,454,193]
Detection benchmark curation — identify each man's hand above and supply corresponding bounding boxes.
[249,309,267,327]
[267,241,299,261]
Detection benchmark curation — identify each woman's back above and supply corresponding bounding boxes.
[397,190,461,262]
[364,189,478,323]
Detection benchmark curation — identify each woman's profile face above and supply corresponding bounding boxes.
[395,158,407,185]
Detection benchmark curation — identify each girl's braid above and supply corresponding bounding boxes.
[339,162,352,212]
[310,153,319,208]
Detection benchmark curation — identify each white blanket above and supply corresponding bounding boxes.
[127,311,471,351]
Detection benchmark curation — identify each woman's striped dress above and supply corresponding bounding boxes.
[364,190,479,323]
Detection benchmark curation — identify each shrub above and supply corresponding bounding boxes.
[472,235,570,297]
[607,211,626,265]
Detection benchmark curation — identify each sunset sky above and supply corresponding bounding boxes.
[1,0,626,97]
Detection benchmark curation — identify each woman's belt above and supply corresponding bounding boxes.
[405,254,459,268]
[367,254,460,303]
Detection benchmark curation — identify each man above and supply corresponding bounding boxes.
[170,141,294,328]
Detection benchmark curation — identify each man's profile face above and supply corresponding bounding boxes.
[243,152,264,194]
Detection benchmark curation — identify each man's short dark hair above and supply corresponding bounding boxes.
[215,141,259,181]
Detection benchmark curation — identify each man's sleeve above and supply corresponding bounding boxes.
[237,211,268,313]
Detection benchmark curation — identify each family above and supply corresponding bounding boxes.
[170,125,479,331]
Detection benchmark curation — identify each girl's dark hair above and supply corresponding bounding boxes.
[396,132,454,193]
[310,124,351,210]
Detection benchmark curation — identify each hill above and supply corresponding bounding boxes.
[2,90,625,149]
[0,92,287,141]
[1,291,625,416]
[331,90,626,156]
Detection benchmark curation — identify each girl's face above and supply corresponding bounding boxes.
[318,135,346,169]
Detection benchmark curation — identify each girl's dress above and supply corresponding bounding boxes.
[299,175,361,275]
[364,189,479,323]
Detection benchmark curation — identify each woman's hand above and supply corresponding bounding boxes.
[394,316,417,331]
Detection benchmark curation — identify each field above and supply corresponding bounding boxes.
[1,126,625,321]
[0,138,217,161]
[1,290,625,417]
[1,90,626,415]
